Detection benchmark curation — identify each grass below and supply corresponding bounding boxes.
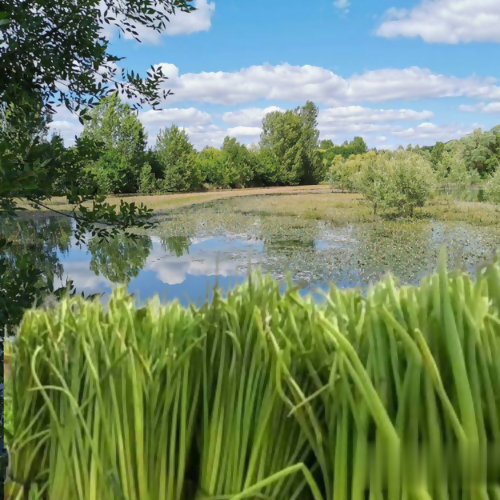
[16,185,330,214]
[17,184,499,228]
[4,251,500,499]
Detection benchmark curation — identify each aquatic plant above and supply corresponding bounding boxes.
[4,250,500,499]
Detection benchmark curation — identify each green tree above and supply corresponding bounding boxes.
[220,137,254,188]
[199,146,223,187]
[260,109,306,185]
[461,128,500,177]
[356,151,436,216]
[0,0,195,332]
[485,169,500,203]
[138,163,159,194]
[82,94,147,193]
[155,125,201,192]
[295,101,324,184]
[320,139,334,150]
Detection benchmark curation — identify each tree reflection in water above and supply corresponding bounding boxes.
[0,216,73,330]
[88,234,152,285]
[160,235,191,258]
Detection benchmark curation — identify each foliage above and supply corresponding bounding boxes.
[155,125,202,192]
[82,94,148,193]
[460,127,500,177]
[137,163,160,194]
[220,136,255,188]
[484,168,500,203]
[329,151,376,192]
[259,102,324,186]
[260,109,307,185]
[295,101,325,184]
[0,0,194,117]
[355,151,436,215]
[88,234,152,284]
[320,136,368,165]
[5,253,500,499]
[0,0,195,331]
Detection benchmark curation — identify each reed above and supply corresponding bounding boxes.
[4,250,500,499]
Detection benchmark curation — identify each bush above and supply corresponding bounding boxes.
[356,151,436,216]
[484,168,500,202]
[155,125,202,192]
[5,252,500,499]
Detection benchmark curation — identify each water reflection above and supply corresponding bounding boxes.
[2,208,499,309]
[1,217,72,290]
[88,234,152,284]
[160,236,191,258]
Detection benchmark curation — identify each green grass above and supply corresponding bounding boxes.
[4,250,500,499]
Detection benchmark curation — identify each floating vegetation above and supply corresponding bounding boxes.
[151,197,500,290]
[5,251,500,499]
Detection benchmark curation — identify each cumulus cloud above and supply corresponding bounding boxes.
[139,107,212,127]
[318,106,433,124]
[222,106,284,126]
[101,0,215,44]
[459,102,500,114]
[376,0,500,44]
[181,124,262,149]
[154,63,500,106]
[48,120,84,145]
[392,122,474,143]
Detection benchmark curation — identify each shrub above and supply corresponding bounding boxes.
[5,252,500,499]
[484,168,500,202]
[356,151,436,216]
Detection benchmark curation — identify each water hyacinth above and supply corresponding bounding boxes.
[4,250,500,500]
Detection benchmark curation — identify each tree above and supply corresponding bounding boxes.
[350,136,368,156]
[82,94,148,193]
[461,128,500,177]
[295,101,324,184]
[220,137,254,188]
[485,169,500,203]
[320,139,334,150]
[356,151,435,216]
[260,110,306,185]
[155,125,201,192]
[1,0,194,117]
[199,146,224,187]
[0,0,195,332]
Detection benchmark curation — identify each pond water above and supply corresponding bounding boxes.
[4,196,500,306]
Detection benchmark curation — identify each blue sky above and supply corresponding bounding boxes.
[51,0,500,150]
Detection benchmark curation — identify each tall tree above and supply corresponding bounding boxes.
[220,137,255,188]
[0,0,195,332]
[295,101,324,184]
[155,125,201,192]
[82,94,147,193]
[260,110,306,186]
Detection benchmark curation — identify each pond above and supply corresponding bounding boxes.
[4,196,500,306]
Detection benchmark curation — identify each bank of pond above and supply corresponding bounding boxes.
[3,250,500,499]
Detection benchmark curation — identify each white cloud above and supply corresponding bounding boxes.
[156,63,500,106]
[222,106,284,126]
[334,0,350,11]
[48,120,84,145]
[392,122,474,143]
[318,106,433,124]
[459,102,500,114]
[139,107,212,127]
[181,124,262,150]
[377,0,500,43]
[101,0,215,44]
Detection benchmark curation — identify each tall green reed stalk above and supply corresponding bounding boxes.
[4,250,500,500]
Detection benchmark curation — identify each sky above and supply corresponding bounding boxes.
[50,0,500,151]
